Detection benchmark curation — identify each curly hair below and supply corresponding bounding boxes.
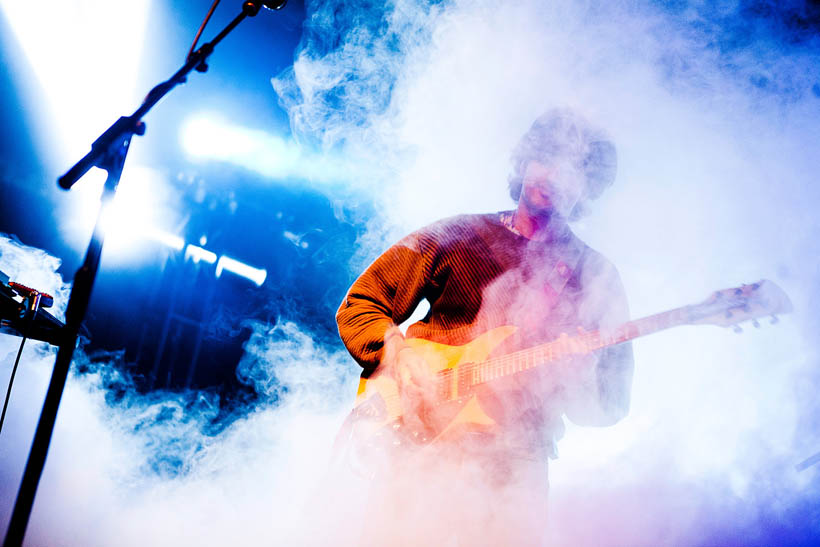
[507,108,617,215]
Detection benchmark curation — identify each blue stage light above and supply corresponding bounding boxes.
[184,244,217,265]
[179,113,348,183]
[215,255,267,287]
[146,229,185,252]
[283,231,309,249]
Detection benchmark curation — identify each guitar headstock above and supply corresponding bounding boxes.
[687,280,793,329]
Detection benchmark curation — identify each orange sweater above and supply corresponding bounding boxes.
[336,213,634,448]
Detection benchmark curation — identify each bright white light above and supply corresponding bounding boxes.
[65,165,180,261]
[1,1,156,255]
[146,229,185,251]
[0,1,151,161]
[215,255,267,287]
[283,230,309,249]
[180,114,350,183]
[184,245,217,265]
[76,166,180,257]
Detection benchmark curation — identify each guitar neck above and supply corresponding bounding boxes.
[589,306,693,351]
[460,306,694,387]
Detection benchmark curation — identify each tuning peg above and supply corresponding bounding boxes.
[770,315,779,325]
[733,325,743,334]
[752,319,760,328]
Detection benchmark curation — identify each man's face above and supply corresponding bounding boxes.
[519,159,586,219]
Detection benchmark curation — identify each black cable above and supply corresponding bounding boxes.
[187,0,222,61]
[0,292,39,436]
[0,335,27,435]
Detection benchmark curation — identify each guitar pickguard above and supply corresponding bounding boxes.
[352,326,518,445]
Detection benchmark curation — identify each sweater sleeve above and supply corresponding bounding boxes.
[336,231,437,375]
[564,251,635,426]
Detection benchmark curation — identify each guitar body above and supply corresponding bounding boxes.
[350,326,518,446]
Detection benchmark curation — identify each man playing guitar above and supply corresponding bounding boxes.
[336,108,634,545]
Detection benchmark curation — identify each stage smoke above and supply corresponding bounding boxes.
[273,0,820,543]
[1,0,818,544]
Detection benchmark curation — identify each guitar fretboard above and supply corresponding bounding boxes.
[438,306,693,392]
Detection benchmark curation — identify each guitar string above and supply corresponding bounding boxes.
[441,308,685,391]
[374,308,688,409]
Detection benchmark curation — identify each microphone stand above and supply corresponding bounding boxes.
[3,3,281,545]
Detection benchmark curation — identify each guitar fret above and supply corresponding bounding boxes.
[460,305,694,390]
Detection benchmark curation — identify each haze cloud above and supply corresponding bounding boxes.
[1,0,818,544]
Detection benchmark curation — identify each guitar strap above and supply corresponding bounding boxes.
[497,212,584,461]
[498,210,584,303]
[541,239,585,460]
[541,237,584,304]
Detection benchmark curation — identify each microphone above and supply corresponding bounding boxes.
[242,0,287,16]
[260,0,287,9]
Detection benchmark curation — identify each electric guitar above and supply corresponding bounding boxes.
[343,280,792,448]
